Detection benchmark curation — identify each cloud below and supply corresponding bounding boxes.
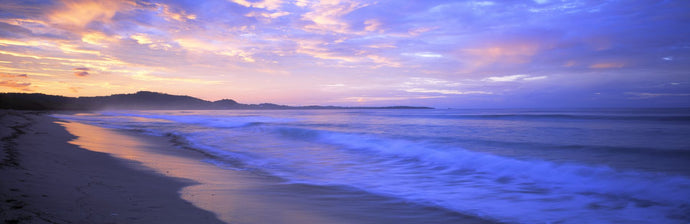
[364,19,383,32]
[130,73,222,85]
[69,86,83,93]
[0,22,33,38]
[230,0,285,11]
[294,39,362,63]
[404,77,461,87]
[589,63,625,69]
[461,42,544,68]
[130,33,174,50]
[131,33,153,45]
[343,95,444,103]
[407,27,436,36]
[484,74,527,82]
[626,92,690,99]
[155,2,197,22]
[403,52,443,58]
[366,55,401,67]
[245,11,290,19]
[523,76,547,81]
[300,0,369,34]
[80,31,120,46]
[399,77,492,95]
[175,38,255,62]
[230,0,289,21]
[0,0,688,107]
[73,67,90,77]
[366,43,396,49]
[0,72,31,91]
[0,73,28,78]
[405,88,493,95]
[484,74,547,82]
[48,0,125,28]
[0,80,31,90]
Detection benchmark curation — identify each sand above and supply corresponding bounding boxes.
[1,110,496,224]
[0,110,223,224]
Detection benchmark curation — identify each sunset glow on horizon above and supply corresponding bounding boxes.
[1,0,688,107]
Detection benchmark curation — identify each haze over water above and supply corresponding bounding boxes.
[56,108,690,223]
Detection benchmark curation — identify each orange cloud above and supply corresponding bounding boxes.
[0,72,32,91]
[0,50,126,67]
[156,3,197,22]
[81,31,120,46]
[589,62,624,69]
[0,80,31,91]
[0,73,28,78]
[0,39,53,47]
[69,86,83,93]
[49,0,127,28]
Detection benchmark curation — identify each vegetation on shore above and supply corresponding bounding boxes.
[0,91,432,110]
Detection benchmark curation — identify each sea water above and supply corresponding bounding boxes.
[54,108,690,223]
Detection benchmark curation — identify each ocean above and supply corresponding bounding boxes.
[54,108,690,223]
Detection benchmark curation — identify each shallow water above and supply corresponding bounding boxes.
[55,108,690,223]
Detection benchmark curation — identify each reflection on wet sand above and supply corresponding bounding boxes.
[57,120,492,224]
[58,121,358,224]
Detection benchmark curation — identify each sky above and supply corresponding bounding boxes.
[0,0,689,108]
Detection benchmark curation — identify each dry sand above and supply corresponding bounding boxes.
[0,110,223,224]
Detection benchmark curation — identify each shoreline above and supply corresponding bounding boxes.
[0,110,223,223]
[2,110,497,224]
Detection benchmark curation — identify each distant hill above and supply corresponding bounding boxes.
[0,91,432,110]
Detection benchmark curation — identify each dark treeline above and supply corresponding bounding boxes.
[0,91,432,110]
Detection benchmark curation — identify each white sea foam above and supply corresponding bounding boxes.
[262,127,690,223]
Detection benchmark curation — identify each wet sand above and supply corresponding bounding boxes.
[0,111,222,224]
[1,110,496,224]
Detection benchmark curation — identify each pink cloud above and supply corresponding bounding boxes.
[73,67,90,77]
[0,80,31,91]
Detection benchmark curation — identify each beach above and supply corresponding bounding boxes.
[0,110,494,224]
[2,109,688,223]
[0,110,223,223]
